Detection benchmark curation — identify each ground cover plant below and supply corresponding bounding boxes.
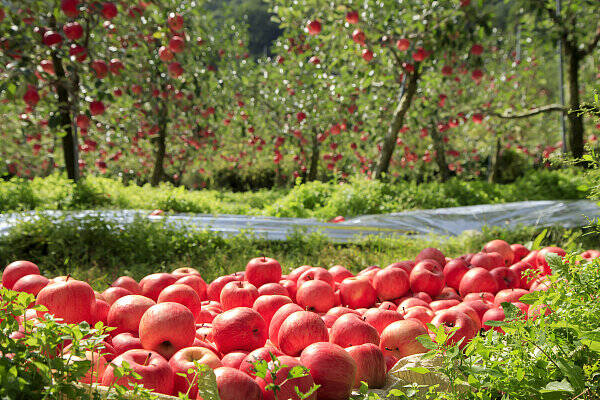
[0,169,590,220]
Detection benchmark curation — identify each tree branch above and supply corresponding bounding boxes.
[487,104,565,119]
[581,26,600,56]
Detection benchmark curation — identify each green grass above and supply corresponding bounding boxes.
[0,169,591,221]
[1,214,597,290]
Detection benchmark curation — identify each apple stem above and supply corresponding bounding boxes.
[144,352,152,366]
[66,274,71,282]
[262,254,266,262]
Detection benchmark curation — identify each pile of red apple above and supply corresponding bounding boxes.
[2,241,599,400]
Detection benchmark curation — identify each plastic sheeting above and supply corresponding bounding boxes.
[0,200,598,242]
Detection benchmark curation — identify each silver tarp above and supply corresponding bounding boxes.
[0,200,598,242]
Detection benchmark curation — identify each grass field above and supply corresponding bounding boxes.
[0,169,591,221]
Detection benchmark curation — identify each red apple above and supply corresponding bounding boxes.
[510,244,530,262]
[463,292,495,303]
[296,279,335,312]
[470,252,504,271]
[372,267,409,301]
[379,320,427,358]
[537,246,566,275]
[257,282,289,297]
[396,297,430,313]
[415,248,446,267]
[339,277,377,309]
[307,20,322,35]
[268,303,303,347]
[409,260,445,297]
[245,257,282,288]
[362,308,403,335]
[443,258,470,291]
[157,283,202,320]
[139,302,196,359]
[330,313,379,348]
[101,349,174,395]
[482,307,505,332]
[459,268,498,297]
[252,295,292,327]
[300,342,357,400]
[278,311,329,356]
[214,367,261,400]
[345,343,386,389]
[402,306,434,326]
[297,267,335,288]
[175,274,207,300]
[169,347,221,397]
[112,332,142,355]
[509,261,536,289]
[431,309,478,347]
[279,279,297,300]
[220,281,259,310]
[287,265,312,282]
[238,346,283,377]
[102,286,133,305]
[171,267,201,277]
[221,351,249,369]
[207,275,240,301]
[93,299,110,325]
[429,299,460,312]
[449,303,481,330]
[111,276,141,295]
[329,265,354,283]
[12,274,49,296]
[387,261,415,274]
[521,250,539,268]
[36,277,95,324]
[490,267,519,290]
[2,260,40,290]
[462,300,492,323]
[434,287,461,301]
[139,273,177,301]
[212,307,267,354]
[483,239,514,266]
[107,295,156,335]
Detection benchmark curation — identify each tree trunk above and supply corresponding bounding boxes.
[51,53,79,182]
[430,123,451,182]
[565,44,584,159]
[488,136,501,183]
[374,71,419,179]
[150,107,167,187]
[307,128,320,181]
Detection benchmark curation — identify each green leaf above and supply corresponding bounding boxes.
[408,366,430,374]
[540,380,574,393]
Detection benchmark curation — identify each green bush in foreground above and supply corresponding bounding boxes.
[0,169,590,220]
[0,214,597,289]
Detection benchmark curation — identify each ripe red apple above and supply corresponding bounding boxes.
[443,258,470,291]
[482,307,505,332]
[256,355,316,400]
[372,267,409,301]
[470,252,504,271]
[329,265,354,283]
[112,276,141,294]
[139,302,196,359]
[167,12,184,31]
[112,332,142,355]
[434,287,461,301]
[297,267,335,288]
[509,261,536,289]
[63,21,83,40]
[101,349,174,395]
[462,300,492,323]
[175,274,207,300]
[221,351,248,369]
[330,313,379,348]
[102,286,133,305]
[409,260,445,297]
[287,265,312,282]
[415,248,446,267]
[296,279,335,312]
[429,299,460,312]
[339,277,377,309]
[463,292,495,303]
[257,282,289,297]
[239,346,283,377]
[93,299,110,325]
[387,261,415,274]
[139,273,177,301]
[396,297,430,313]
[212,307,267,354]
[357,266,381,282]
[12,274,49,296]
[379,320,427,358]
[459,268,499,298]
[220,281,259,310]
[307,20,322,35]
[245,257,282,288]
[483,239,514,266]
[431,309,478,348]
[36,277,95,324]
[345,10,359,24]
[207,275,240,301]
[580,249,600,260]
[2,260,40,290]
[157,284,202,320]
[450,303,481,330]
[362,308,402,335]
[345,343,386,389]
[402,306,434,326]
[510,244,530,262]
[252,295,292,327]
[268,303,303,347]
[537,246,566,275]
[107,295,156,335]
[300,342,357,400]
[169,347,221,397]
[490,267,519,290]
[279,279,297,300]
[278,311,329,356]
[171,267,201,277]
[61,0,79,18]
[214,367,261,400]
